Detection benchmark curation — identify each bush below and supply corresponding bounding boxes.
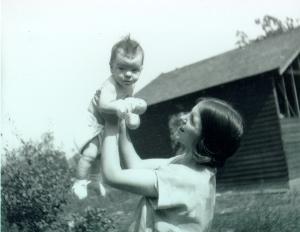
[1,133,116,232]
[68,207,116,232]
[1,133,74,231]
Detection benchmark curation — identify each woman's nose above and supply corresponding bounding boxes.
[180,116,187,124]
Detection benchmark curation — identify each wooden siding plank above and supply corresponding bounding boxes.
[221,166,288,178]
[241,139,281,149]
[222,171,287,183]
[226,156,285,168]
[281,128,300,135]
[242,132,281,142]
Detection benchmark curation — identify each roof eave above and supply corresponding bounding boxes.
[146,68,281,107]
[279,48,300,75]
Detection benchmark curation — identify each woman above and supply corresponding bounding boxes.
[101,98,244,232]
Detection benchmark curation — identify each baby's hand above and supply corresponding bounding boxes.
[124,98,147,115]
[116,100,129,119]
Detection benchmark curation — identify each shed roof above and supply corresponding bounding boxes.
[136,27,300,105]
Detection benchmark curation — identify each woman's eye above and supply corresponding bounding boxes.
[190,114,195,126]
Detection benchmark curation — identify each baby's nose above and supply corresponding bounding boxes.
[125,71,132,78]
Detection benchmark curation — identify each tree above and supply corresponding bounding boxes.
[236,15,300,47]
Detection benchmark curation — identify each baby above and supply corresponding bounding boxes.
[72,36,147,199]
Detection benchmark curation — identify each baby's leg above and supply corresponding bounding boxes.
[82,134,107,197]
[77,137,99,179]
[72,137,99,199]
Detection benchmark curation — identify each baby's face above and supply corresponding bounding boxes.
[111,50,143,88]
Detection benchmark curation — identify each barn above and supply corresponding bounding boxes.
[132,28,300,191]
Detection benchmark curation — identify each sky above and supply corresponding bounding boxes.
[1,0,300,156]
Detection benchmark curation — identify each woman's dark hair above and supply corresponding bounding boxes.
[194,98,244,168]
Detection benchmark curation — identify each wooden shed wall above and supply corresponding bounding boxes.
[280,118,300,180]
[210,76,288,189]
[131,75,289,189]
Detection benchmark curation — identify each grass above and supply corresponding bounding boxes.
[66,182,300,232]
[212,189,300,232]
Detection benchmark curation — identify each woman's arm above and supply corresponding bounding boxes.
[101,120,157,197]
[119,120,173,169]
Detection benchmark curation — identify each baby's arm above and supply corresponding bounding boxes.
[98,82,128,118]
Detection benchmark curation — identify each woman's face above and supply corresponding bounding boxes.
[177,104,201,149]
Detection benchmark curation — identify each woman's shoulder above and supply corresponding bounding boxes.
[154,160,216,204]
[168,155,216,173]
[168,154,184,164]
[161,160,216,186]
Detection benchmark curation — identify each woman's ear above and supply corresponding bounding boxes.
[195,139,202,155]
[193,139,213,164]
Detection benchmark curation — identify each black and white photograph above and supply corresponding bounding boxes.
[1,0,300,231]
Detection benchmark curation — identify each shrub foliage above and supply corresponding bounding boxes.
[1,133,116,232]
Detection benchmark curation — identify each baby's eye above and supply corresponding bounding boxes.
[132,69,140,73]
[118,67,125,71]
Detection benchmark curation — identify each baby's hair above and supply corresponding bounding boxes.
[110,35,144,66]
[194,98,244,168]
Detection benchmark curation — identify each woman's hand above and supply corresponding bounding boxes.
[119,119,127,134]
[101,111,119,126]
